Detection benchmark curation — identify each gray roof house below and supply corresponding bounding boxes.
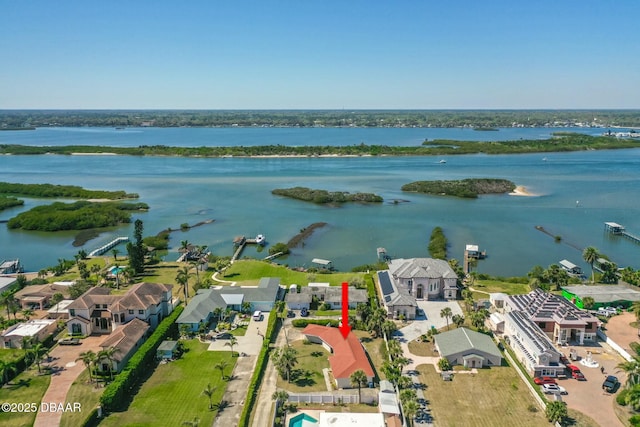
[377,270,417,320]
[434,327,502,369]
[388,258,458,301]
[286,285,367,310]
[177,277,282,331]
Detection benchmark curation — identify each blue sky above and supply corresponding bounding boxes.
[1,1,639,109]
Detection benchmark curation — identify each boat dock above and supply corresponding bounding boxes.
[605,222,640,245]
[88,237,130,257]
[230,235,264,264]
[463,244,486,274]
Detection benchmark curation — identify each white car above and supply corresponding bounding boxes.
[542,384,567,395]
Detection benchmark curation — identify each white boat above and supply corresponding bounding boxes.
[439,159,447,164]
[255,234,265,245]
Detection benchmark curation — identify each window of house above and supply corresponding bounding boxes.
[96,304,100,309]
[102,304,108,309]
[138,310,144,315]
[120,313,124,323]
[538,322,546,329]
[128,310,134,314]
[69,309,75,316]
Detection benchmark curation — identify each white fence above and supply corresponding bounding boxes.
[287,392,376,405]
[597,329,633,362]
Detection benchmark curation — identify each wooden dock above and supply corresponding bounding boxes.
[230,235,263,264]
[605,222,640,245]
[88,236,129,257]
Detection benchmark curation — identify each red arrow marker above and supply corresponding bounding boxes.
[338,282,351,339]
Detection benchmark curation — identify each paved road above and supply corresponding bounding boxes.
[33,336,104,427]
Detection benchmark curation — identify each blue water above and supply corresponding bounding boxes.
[0,127,639,277]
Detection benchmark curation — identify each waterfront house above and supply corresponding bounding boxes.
[285,285,367,311]
[15,282,73,310]
[66,282,173,336]
[0,259,23,275]
[504,288,598,345]
[387,258,458,301]
[302,324,375,389]
[434,327,502,368]
[177,277,282,332]
[559,259,582,276]
[377,270,417,320]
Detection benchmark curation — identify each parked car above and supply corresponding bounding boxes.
[287,310,296,318]
[567,364,586,380]
[58,337,80,346]
[215,332,233,340]
[597,308,612,317]
[541,383,568,395]
[602,375,619,392]
[534,376,557,385]
[603,306,619,315]
[300,307,309,317]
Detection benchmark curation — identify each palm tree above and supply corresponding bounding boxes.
[0,291,17,320]
[583,246,599,283]
[350,369,368,403]
[202,383,217,410]
[387,339,402,359]
[403,398,419,427]
[271,390,289,418]
[394,356,410,373]
[76,350,97,384]
[241,301,252,315]
[213,307,223,322]
[91,264,101,282]
[617,357,640,388]
[545,401,567,424]
[215,361,229,380]
[22,308,34,321]
[625,384,640,411]
[0,360,17,385]
[452,314,465,328]
[224,336,238,356]
[582,296,595,310]
[30,343,48,374]
[273,346,298,382]
[382,320,398,337]
[396,375,413,390]
[111,248,120,261]
[176,266,193,302]
[97,347,120,381]
[440,307,453,330]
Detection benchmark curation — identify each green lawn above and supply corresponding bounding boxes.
[353,331,387,381]
[0,348,24,363]
[221,260,364,286]
[276,341,330,393]
[472,280,530,295]
[99,339,235,427]
[60,370,102,427]
[417,363,548,427]
[0,367,51,427]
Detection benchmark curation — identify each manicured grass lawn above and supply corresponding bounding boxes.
[0,367,51,427]
[0,348,23,363]
[417,363,547,427]
[229,324,247,336]
[99,339,235,427]
[221,260,364,286]
[353,331,387,381]
[276,341,330,393]
[407,339,439,357]
[60,370,102,427]
[472,280,530,295]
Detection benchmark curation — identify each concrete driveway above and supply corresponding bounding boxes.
[394,301,463,342]
[555,344,626,427]
[34,335,104,427]
[208,313,270,355]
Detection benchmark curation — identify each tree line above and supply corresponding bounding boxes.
[271,187,383,204]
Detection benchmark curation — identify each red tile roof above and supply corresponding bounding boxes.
[302,324,374,380]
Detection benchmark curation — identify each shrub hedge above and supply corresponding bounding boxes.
[291,318,340,328]
[238,308,279,427]
[99,304,183,412]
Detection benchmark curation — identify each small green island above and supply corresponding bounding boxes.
[272,187,383,204]
[0,196,25,211]
[0,182,139,200]
[7,200,149,231]
[401,178,516,198]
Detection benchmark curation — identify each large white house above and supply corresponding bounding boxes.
[67,282,174,336]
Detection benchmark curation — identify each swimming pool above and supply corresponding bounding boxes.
[109,266,123,274]
[288,413,318,427]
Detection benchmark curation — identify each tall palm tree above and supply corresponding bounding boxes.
[545,401,568,424]
[91,264,101,283]
[452,314,465,328]
[213,307,223,322]
[0,291,17,320]
[272,389,290,419]
[76,350,97,384]
[22,308,34,321]
[440,307,453,330]
[215,361,229,380]
[176,266,193,302]
[111,248,120,261]
[273,346,298,382]
[582,246,599,283]
[224,336,238,356]
[350,369,368,403]
[403,399,419,427]
[617,357,640,388]
[201,383,217,410]
[30,343,48,373]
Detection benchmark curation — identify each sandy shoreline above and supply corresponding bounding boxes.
[509,185,536,197]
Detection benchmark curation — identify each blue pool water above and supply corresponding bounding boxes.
[288,413,318,427]
[109,266,124,274]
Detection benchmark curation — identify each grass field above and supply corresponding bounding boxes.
[99,339,235,427]
[0,367,51,427]
[353,331,387,381]
[276,340,330,393]
[408,339,439,357]
[0,348,24,363]
[417,363,547,427]
[221,260,364,286]
[472,280,530,295]
[60,370,102,427]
